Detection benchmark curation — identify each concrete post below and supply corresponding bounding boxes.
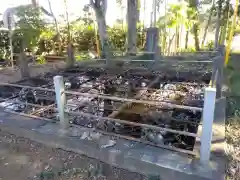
[211,45,225,98]
[53,76,69,129]
[200,87,216,164]
[216,45,225,98]
[144,27,160,61]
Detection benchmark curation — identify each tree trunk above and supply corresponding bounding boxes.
[90,0,111,63]
[188,0,200,51]
[162,32,167,54]
[152,0,157,27]
[127,0,138,55]
[219,0,230,45]
[214,17,221,48]
[31,0,39,7]
[96,14,109,57]
[168,34,175,55]
[176,26,180,51]
[47,0,61,55]
[215,0,222,48]
[180,23,183,49]
[185,30,189,49]
[64,0,75,67]
[201,2,214,48]
[219,25,227,45]
[193,24,200,51]
[66,43,75,68]
[18,42,30,79]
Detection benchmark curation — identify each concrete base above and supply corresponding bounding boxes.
[0,110,225,180]
[195,97,226,164]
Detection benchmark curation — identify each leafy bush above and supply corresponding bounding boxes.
[205,41,214,51]
[0,22,147,57]
[0,31,10,59]
[179,47,196,52]
[37,54,46,64]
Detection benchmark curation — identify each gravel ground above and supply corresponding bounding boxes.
[226,118,240,180]
[0,130,146,180]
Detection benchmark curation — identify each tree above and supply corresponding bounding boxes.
[63,0,75,68]
[31,0,39,7]
[218,0,231,45]
[188,0,200,51]
[13,5,45,78]
[127,0,139,54]
[201,0,215,47]
[214,0,223,47]
[47,0,62,55]
[81,4,94,25]
[90,0,112,64]
[209,0,238,47]
[157,2,192,53]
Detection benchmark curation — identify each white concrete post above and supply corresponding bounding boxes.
[200,87,216,164]
[53,76,69,129]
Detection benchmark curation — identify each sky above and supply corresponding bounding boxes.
[0,0,120,25]
[0,0,165,27]
[0,0,144,25]
[0,0,237,25]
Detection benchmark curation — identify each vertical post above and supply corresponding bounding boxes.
[53,76,69,129]
[211,45,225,98]
[216,46,225,98]
[200,87,216,164]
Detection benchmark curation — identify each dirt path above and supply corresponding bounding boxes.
[0,130,146,180]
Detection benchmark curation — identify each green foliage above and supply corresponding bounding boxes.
[212,0,236,20]
[210,0,240,33]
[179,47,196,52]
[38,27,57,54]
[0,30,10,59]
[72,24,96,51]
[0,23,146,58]
[13,5,46,51]
[37,54,46,64]
[157,2,193,29]
[108,25,126,51]
[80,4,94,25]
[205,40,214,50]
[179,40,214,52]
[0,5,49,59]
[75,52,91,61]
[0,1,147,59]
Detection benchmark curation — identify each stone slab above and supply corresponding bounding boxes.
[0,109,47,129]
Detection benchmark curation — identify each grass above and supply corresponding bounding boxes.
[225,55,240,180]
